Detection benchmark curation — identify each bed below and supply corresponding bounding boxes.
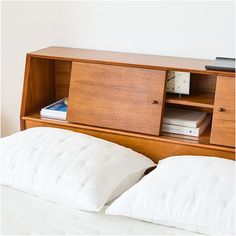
[1,47,235,235]
[0,127,234,235]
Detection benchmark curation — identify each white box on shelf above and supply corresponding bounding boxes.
[166,71,191,95]
[163,107,207,128]
[161,115,211,137]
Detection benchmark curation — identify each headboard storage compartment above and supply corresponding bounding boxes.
[22,57,72,116]
[166,73,216,109]
[164,72,217,145]
[21,47,235,162]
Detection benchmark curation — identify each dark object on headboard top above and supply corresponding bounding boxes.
[205,57,235,72]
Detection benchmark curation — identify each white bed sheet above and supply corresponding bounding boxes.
[1,185,204,235]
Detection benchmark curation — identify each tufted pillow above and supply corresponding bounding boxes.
[0,127,154,212]
[106,155,235,235]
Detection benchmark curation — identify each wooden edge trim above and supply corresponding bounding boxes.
[22,116,235,153]
[26,54,235,77]
[20,55,32,130]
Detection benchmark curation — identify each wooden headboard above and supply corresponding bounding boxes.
[21,47,235,162]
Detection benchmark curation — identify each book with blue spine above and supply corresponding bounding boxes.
[40,98,67,120]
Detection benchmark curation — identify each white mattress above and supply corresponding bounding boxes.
[1,185,204,235]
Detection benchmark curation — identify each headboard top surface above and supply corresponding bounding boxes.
[29,46,235,76]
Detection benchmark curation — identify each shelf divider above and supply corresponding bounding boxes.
[165,91,215,108]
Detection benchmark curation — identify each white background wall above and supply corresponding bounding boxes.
[1,1,235,136]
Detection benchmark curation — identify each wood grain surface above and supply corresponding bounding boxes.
[67,62,166,135]
[211,76,235,147]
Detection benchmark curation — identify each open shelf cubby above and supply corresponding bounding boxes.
[162,72,217,142]
[165,73,216,109]
[23,57,72,117]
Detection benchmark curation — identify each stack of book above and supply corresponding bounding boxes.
[161,107,211,137]
[40,98,67,120]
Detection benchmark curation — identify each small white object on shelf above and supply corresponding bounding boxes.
[163,107,207,128]
[161,115,211,137]
[166,71,190,95]
[40,98,67,120]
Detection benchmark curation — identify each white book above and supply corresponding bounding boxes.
[40,98,67,120]
[161,115,211,137]
[163,107,207,128]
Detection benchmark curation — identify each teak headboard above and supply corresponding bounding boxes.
[20,47,235,162]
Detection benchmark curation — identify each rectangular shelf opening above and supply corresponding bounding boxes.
[165,72,217,109]
[24,57,72,117]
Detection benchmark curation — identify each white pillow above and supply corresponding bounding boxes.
[0,127,154,212]
[106,155,235,235]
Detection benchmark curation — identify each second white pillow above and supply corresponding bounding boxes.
[106,155,235,235]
